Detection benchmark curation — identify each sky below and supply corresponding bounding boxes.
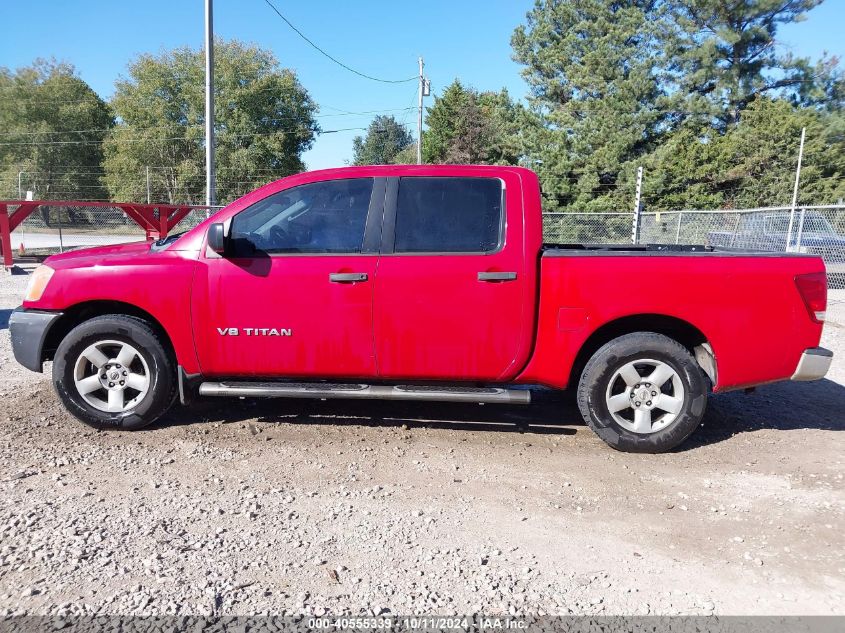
[1,0,843,171]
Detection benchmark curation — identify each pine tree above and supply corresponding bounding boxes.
[351,115,413,165]
[423,79,524,165]
[511,0,844,211]
[512,0,670,211]
[668,0,843,130]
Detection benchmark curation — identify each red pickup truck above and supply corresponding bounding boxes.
[10,165,832,452]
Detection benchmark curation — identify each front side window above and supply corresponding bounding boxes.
[230,178,374,255]
[802,213,835,234]
[394,177,503,253]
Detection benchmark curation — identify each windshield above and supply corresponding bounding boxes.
[764,213,835,234]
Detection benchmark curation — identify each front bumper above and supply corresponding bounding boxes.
[8,308,63,373]
[791,347,833,382]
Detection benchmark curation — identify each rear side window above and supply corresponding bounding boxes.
[394,177,503,253]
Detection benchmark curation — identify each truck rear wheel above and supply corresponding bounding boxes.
[52,315,177,431]
[576,332,708,453]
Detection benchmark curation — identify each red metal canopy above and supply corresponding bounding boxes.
[0,200,216,268]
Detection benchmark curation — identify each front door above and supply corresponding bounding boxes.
[192,177,384,378]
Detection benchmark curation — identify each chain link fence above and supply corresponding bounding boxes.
[544,204,845,294]
[171,207,216,232]
[543,212,633,244]
[9,201,845,294]
[14,205,144,254]
[10,205,216,256]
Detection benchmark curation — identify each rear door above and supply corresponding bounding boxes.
[373,174,529,381]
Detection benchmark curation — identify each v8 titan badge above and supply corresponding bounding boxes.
[217,327,292,336]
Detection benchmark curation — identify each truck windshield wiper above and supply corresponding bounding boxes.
[150,231,187,252]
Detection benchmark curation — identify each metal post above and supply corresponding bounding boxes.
[204,0,216,208]
[0,204,12,270]
[17,172,23,199]
[674,212,683,245]
[786,127,805,251]
[796,207,806,252]
[417,56,424,165]
[56,208,64,254]
[729,213,741,248]
[631,166,643,244]
[146,166,151,204]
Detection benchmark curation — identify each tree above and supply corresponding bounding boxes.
[103,40,319,205]
[439,88,493,164]
[643,99,845,210]
[0,59,113,203]
[667,0,844,129]
[423,80,471,163]
[638,126,727,211]
[423,79,523,165]
[722,102,845,207]
[511,0,844,211]
[351,115,413,165]
[477,88,527,166]
[392,143,419,165]
[511,0,671,211]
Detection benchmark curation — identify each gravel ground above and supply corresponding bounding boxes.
[0,271,843,617]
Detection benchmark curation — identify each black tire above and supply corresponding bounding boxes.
[576,332,708,453]
[52,315,177,430]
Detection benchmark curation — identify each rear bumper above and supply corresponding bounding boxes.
[791,347,833,382]
[8,308,62,373]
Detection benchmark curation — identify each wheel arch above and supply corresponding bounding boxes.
[568,314,715,389]
[42,301,177,365]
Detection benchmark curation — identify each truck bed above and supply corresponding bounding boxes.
[520,244,826,391]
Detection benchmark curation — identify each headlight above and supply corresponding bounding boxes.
[24,265,54,302]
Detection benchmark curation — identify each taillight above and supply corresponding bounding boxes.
[795,272,827,323]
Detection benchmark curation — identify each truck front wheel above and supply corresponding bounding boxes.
[576,332,708,453]
[52,315,177,430]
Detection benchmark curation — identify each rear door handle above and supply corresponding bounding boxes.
[478,271,517,282]
[329,272,368,283]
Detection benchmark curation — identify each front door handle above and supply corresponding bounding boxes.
[329,272,368,283]
[478,271,517,282]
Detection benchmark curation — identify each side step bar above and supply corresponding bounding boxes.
[198,381,531,404]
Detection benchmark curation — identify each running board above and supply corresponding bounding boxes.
[197,381,531,404]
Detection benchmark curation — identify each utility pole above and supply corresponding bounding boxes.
[417,57,425,165]
[786,127,806,251]
[145,166,151,204]
[204,0,216,209]
[631,166,643,244]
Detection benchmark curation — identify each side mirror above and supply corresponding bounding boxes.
[207,223,226,254]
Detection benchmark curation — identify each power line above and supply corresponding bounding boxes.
[260,0,416,84]
[0,107,416,138]
[0,126,366,147]
[5,167,309,174]
[0,79,419,106]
